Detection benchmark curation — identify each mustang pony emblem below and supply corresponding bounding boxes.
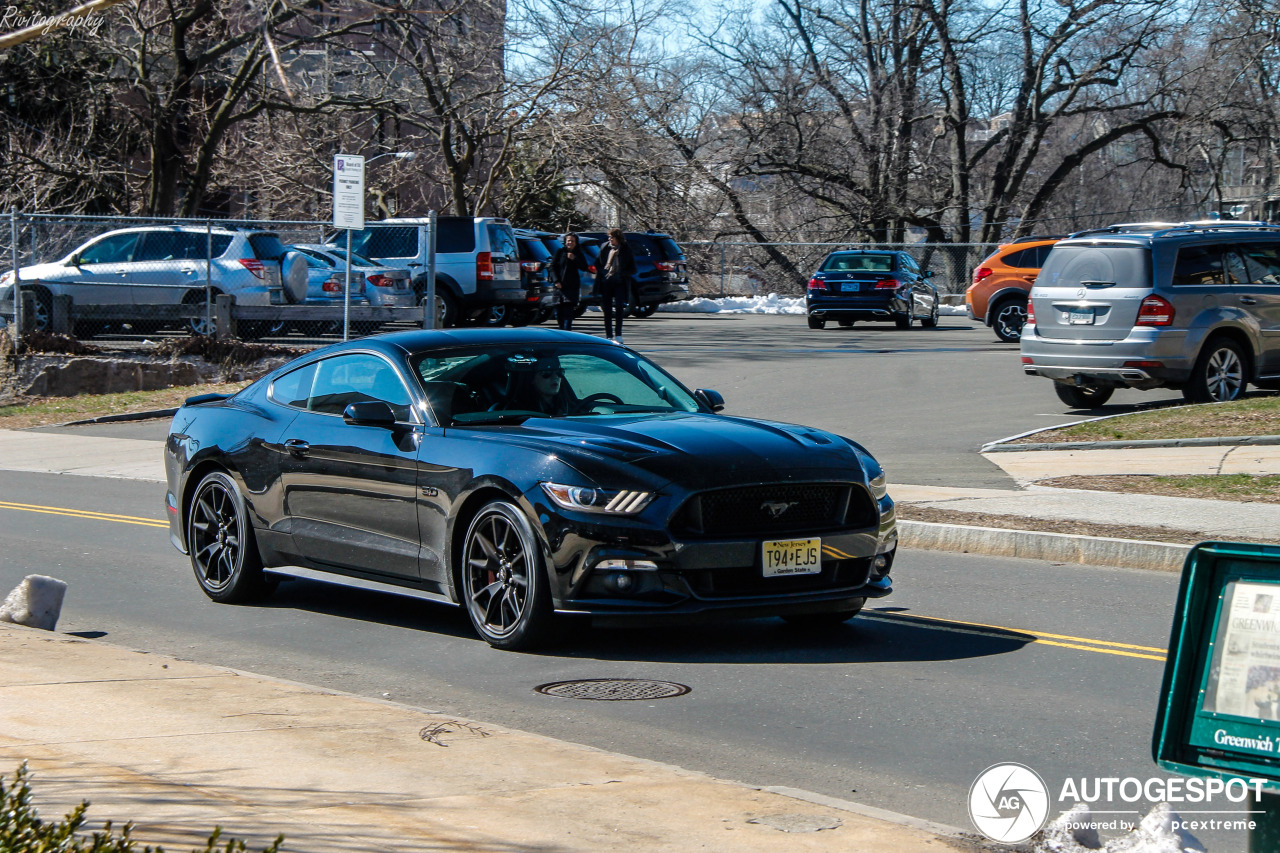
[761,500,799,518]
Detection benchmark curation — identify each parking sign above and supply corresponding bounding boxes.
[333,155,365,230]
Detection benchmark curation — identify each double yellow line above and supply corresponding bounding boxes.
[864,611,1167,661]
[0,500,168,529]
[0,499,1170,661]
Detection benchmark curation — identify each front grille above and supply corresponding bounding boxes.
[683,557,873,598]
[673,483,860,537]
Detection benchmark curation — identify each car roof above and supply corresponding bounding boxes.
[1062,221,1280,243]
[303,327,611,360]
[88,225,255,238]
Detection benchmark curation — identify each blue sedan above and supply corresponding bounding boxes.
[806,250,940,330]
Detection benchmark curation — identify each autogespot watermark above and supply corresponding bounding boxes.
[968,764,1267,843]
[0,6,107,38]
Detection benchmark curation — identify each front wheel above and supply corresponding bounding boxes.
[182,289,218,336]
[1054,382,1114,409]
[1185,338,1247,403]
[187,471,274,604]
[461,501,554,650]
[991,297,1027,342]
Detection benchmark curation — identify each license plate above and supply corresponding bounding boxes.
[762,538,822,576]
[1068,308,1094,325]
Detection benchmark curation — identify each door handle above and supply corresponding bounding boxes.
[284,438,309,455]
[1240,296,1258,306]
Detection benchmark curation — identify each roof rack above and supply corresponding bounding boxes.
[1067,221,1280,240]
[1008,234,1066,245]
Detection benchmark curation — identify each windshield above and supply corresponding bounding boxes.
[412,343,704,425]
[821,253,895,273]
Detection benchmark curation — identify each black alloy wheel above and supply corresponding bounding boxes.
[1054,382,1114,409]
[992,297,1027,342]
[807,315,825,330]
[894,303,913,329]
[461,500,553,650]
[187,471,273,603]
[1185,338,1247,403]
[630,302,659,318]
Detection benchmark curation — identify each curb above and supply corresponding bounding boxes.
[983,434,1280,453]
[898,519,1189,572]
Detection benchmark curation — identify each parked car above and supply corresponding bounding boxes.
[579,230,691,316]
[164,328,897,650]
[966,237,1062,342]
[805,250,940,329]
[532,231,602,318]
[1021,220,1280,408]
[339,217,524,327]
[0,226,308,338]
[291,244,413,308]
[480,229,560,326]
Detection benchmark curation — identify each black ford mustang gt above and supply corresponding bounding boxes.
[164,328,897,649]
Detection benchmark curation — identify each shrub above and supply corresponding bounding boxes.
[0,762,284,853]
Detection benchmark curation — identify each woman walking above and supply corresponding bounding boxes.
[550,232,589,331]
[595,228,636,344]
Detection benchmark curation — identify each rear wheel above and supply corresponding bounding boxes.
[187,471,274,604]
[991,297,1027,342]
[807,315,825,330]
[920,298,940,329]
[418,284,458,328]
[1054,382,1114,409]
[574,303,588,318]
[894,306,912,329]
[1184,338,1247,403]
[461,500,554,650]
[630,302,659,318]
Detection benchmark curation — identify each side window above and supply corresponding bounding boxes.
[308,354,413,421]
[77,233,140,265]
[1223,250,1250,285]
[1033,245,1056,267]
[1172,245,1227,286]
[135,232,207,262]
[1239,244,1280,284]
[269,362,317,409]
[1002,248,1030,269]
[899,254,919,273]
[486,224,518,259]
[629,239,654,258]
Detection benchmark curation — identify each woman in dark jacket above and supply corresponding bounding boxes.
[595,228,637,343]
[550,232,590,331]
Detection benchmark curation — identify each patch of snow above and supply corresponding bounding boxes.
[0,574,67,631]
[657,294,807,314]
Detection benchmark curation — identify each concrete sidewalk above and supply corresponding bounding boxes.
[0,624,964,852]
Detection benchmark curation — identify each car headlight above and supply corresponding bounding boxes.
[541,482,654,515]
[869,470,888,499]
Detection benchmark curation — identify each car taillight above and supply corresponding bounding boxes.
[322,278,342,293]
[477,251,494,281]
[1027,299,1036,324]
[521,261,543,272]
[655,261,677,272]
[367,274,391,287]
[1135,295,1174,326]
[239,259,265,279]
[807,277,827,290]
[974,267,993,283]
[874,279,899,289]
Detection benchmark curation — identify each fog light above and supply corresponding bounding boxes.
[614,573,634,591]
[873,555,887,572]
[596,558,658,572]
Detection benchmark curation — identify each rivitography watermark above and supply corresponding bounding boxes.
[1,5,107,39]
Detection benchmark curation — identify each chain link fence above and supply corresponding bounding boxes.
[1,212,1004,348]
[683,241,1001,299]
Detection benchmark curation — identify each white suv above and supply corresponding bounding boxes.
[0,226,307,337]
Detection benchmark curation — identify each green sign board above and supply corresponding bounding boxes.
[1155,542,1280,790]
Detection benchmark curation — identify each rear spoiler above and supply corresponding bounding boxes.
[183,393,230,407]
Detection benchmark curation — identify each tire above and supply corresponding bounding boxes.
[182,289,219,336]
[782,598,865,627]
[461,500,554,651]
[894,306,912,329]
[807,315,825,330]
[991,297,1027,342]
[1054,382,1114,409]
[280,252,309,304]
[187,471,274,604]
[574,303,588,318]
[630,302,659,318]
[920,298,940,329]
[508,307,536,327]
[418,283,458,328]
[484,305,509,327]
[24,285,52,333]
[238,319,286,341]
[1184,338,1248,403]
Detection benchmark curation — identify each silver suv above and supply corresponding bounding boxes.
[340,216,524,327]
[0,226,307,337]
[1021,221,1280,408]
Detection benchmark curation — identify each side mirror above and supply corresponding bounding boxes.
[343,401,397,427]
[69,254,81,266]
[695,389,725,412]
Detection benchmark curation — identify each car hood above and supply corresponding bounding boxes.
[459,412,872,489]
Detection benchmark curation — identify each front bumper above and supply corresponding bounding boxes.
[535,491,898,620]
[1019,324,1194,388]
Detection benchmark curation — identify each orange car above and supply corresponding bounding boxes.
[965,237,1060,342]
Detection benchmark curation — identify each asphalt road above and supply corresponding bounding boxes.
[2,314,1247,849]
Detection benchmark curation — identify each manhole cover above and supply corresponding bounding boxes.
[534,678,691,701]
